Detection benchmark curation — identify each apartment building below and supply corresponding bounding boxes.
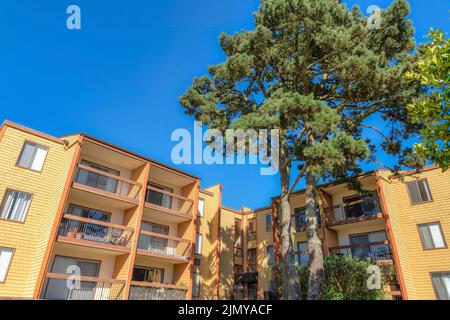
[1,120,449,300]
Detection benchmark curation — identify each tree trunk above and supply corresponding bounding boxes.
[305,170,325,300]
[279,135,301,300]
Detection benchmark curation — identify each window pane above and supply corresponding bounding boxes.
[407,181,422,204]
[195,233,202,254]
[30,146,48,171]
[429,224,446,248]
[0,190,32,222]
[193,273,200,297]
[417,180,432,202]
[17,142,36,168]
[432,273,450,300]
[419,224,434,249]
[267,246,274,265]
[0,248,14,282]
[198,199,204,217]
[266,214,272,231]
[297,242,309,267]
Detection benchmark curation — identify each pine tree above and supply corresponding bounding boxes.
[180,0,417,299]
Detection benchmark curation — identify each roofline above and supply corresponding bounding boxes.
[221,206,242,215]
[1,119,199,181]
[271,170,378,201]
[1,120,68,145]
[81,134,200,181]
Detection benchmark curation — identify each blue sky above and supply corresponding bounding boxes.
[0,1,448,209]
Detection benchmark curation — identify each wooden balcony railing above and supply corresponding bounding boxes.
[326,197,382,224]
[329,240,393,262]
[74,164,142,201]
[58,214,134,249]
[41,273,126,300]
[129,281,188,300]
[145,186,194,217]
[137,230,191,261]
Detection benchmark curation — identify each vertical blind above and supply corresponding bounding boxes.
[0,190,32,222]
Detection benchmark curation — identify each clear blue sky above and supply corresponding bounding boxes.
[0,1,448,209]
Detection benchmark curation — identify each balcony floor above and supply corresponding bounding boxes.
[56,236,131,256]
[71,183,139,210]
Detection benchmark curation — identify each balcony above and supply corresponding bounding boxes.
[136,230,191,263]
[57,214,134,253]
[326,197,383,227]
[329,240,393,263]
[41,273,126,300]
[72,163,142,206]
[129,282,188,300]
[144,186,194,223]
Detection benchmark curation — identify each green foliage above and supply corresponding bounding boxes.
[297,255,385,300]
[406,29,450,170]
[180,0,419,179]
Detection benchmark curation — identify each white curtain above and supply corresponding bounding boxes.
[430,224,445,248]
[0,190,32,222]
[30,146,47,171]
[0,248,13,282]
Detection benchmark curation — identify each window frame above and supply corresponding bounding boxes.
[418,222,447,251]
[132,265,165,284]
[197,198,205,218]
[192,272,201,298]
[0,188,34,224]
[267,245,274,266]
[0,247,15,283]
[265,213,272,232]
[430,272,450,300]
[16,140,49,173]
[406,179,433,205]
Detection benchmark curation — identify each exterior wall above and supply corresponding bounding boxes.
[256,208,273,299]
[0,125,76,297]
[195,185,221,300]
[218,207,238,299]
[379,168,450,300]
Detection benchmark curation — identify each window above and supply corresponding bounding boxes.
[267,245,274,266]
[265,214,272,232]
[407,179,432,204]
[296,242,309,267]
[234,265,243,282]
[195,233,203,255]
[0,189,32,222]
[247,248,256,272]
[193,273,200,298]
[76,160,120,193]
[248,218,256,240]
[234,219,242,247]
[0,247,14,282]
[16,141,48,171]
[198,199,204,217]
[418,222,447,249]
[234,247,243,257]
[132,266,164,284]
[294,207,320,231]
[194,256,201,266]
[431,272,450,300]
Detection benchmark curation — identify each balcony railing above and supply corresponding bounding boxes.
[57,214,134,250]
[137,230,191,261]
[329,241,393,262]
[145,186,194,217]
[42,273,125,300]
[327,197,382,224]
[129,281,188,300]
[74,164,142,201]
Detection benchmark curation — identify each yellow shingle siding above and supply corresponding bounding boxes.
[195,185,221,299]
[381,168,450,299]
[0,126,75,298]
[256,208,273,298]
[218,207,238,299]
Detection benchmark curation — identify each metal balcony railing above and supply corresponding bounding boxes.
[129,282,188,300]
[329,241,393,262]
[58,214,134,249]
[41,273,125,300]
[145,186,194,217]
[74,164,142,201]
[328,197,382,224]
[137,230,191,261]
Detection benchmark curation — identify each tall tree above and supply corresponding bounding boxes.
[406,29,450,170]
[180,0,417,299]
